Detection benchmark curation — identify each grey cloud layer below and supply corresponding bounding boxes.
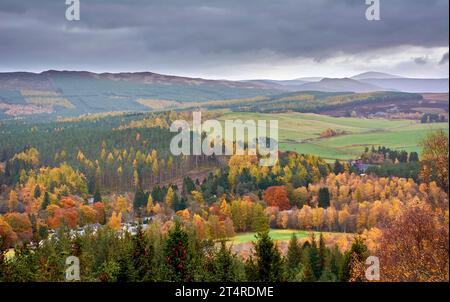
[0,0,448,75]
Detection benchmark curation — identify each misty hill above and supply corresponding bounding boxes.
[255,72,449,93]
[351,71,402,80]
[295,78,386,93]
[359,78,449,93]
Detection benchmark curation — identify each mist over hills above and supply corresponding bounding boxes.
[350,72,403,80]
[243,71,448,93]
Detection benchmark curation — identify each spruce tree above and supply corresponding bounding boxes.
[341,236,369,282]
[318,187,330,208]
[286,233,302,279]
[40,192,50,210]
[164,222,193,282]
[309,235,322,280]
[330,245,341,280]
[133,188,146,211]
[301,256,315,282]
[212,240,241,282]
[252,231,284,282]
[132,224,154,281]
[33,185,41,199]
[93,189,102,203]
[333,160,345,174]
[318,233,327,274]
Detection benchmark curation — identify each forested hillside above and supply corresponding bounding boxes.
[0,110,448,282]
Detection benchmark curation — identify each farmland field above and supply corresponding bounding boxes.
[230,229,348,244]
[231,229,311,244]
[218,112,449,161]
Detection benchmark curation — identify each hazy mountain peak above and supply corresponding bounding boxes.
[351,71,402,80]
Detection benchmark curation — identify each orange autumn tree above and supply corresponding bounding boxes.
[420,129,449,193]
[79,204,98,226]
[108,211,122,230]
[4,213,32,243]
[0,216,18,248]
[93,202,106,224]
[377,200,449,281]
[46,198,79,229]
[263,186,291,211]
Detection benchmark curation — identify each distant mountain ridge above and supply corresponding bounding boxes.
[351,71,403,80]
[1,70,271,90]
[0,70,448,120]
[245,71,449,93]
[294,77,387,93]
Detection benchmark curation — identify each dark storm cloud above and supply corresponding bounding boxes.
[439,52,449,65]
[414,56,428,65]
[0,0,448,75]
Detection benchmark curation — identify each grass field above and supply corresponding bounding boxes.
[231,229,310,244]
[218,112,449,161]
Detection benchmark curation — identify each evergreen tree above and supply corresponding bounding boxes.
[87,176,96,195]
[40,192,50,210]
[133,188,146,211]
[182,176,196,196]
[250,231,284,282]
[173,195,187,212]
[33,185,41,199]
[93,189,102,203]
[301,255,315,282]
[333,160,345,174]
[132,225,154,281]
[309,235,322,280]
[286,233,302,279]
[318,233,327,274]
[408,151,419,162]
[211,240,242,282]
[164,223,193,282]
[341,236,369,282]
[318,187,330,208]
[330,245,341,280]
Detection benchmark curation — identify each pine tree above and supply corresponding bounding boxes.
[93,189,102,203]
[164,222,193,282]
[173,195,187,212]
[132,224,154,281]
[341,236,369,282]
[330,245,341,280]
[309,235,322,280]
[133,188,146,211]
[212,240,241,282]
[286,233,302,279]
[318,187,330,208]
[33,185,41,199]
[40,191,50,210]
[301,255,315,282]
[318,233,327,274]
[333,160,345,174]
[251,231,284,282]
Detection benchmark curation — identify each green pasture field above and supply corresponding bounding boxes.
[231,229,311,244]
[218,112,449,161]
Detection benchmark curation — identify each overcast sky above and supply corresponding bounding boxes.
[0,0,448,80]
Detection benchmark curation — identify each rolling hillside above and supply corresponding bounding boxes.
[0,70,448,120]
[0,71,278,119]
[218,111,449,161]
